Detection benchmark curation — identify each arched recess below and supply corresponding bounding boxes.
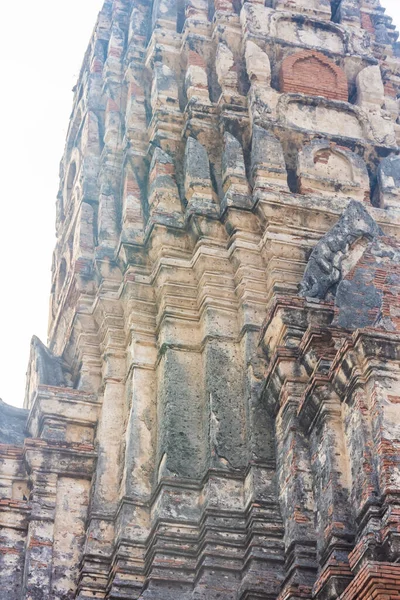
[297,140,370,201]
[280,50,348,102]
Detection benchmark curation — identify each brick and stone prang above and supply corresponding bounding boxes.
[1,0,400,598]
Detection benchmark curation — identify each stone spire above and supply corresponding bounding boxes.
[2,0,400,599]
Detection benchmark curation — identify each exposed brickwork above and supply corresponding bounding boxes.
[361,12,375,35]
[334,235,400,331]
[384,80,397,98]
[341,562,400,600]
[187,50,207,68]
[279,50,349,101]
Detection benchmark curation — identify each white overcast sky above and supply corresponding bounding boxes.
[0,0,399,408]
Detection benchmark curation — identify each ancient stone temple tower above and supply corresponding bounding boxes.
[2,0,400,598]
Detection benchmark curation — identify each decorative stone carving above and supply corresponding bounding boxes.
[121,164,145,243]
[126,79,147,141]
[245,41,279,126]
[81,111,101,157]
[98,193,119,253]
[104,22,125,77]
[300,200,382,299]
[281,95,366,140]
[152,0,177,29]
[355,68,396,147]
[333,0,361,27]
[275,15,345,53]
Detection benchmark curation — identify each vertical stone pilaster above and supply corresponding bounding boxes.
[22,471,57,600]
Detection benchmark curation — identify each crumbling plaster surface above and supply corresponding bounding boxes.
[2,0,400,598]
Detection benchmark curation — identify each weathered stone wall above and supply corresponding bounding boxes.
[1,0,400,598]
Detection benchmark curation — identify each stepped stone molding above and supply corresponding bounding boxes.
[1,0,400,599]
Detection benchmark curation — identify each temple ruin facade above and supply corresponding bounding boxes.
[2,0,400,598]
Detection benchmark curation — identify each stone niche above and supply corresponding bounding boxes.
[280,50,348,101]
[297,140,370,201]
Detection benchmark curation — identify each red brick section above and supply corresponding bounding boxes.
[280,50,348,102]
[332,236,400,333]
[0,444,24,458]
[384,81,397,98]
[361,12,375,35]
[187,50,207,68]
[340,562,400,600]
[342,236,400,332]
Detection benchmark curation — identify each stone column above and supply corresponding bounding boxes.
[22,470,57,599]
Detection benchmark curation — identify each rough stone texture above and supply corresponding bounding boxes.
[297,139,371,201]
[300,200,382,299]
[377,154,400,210]
[2,0,400,599]
[0,401,28,446]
